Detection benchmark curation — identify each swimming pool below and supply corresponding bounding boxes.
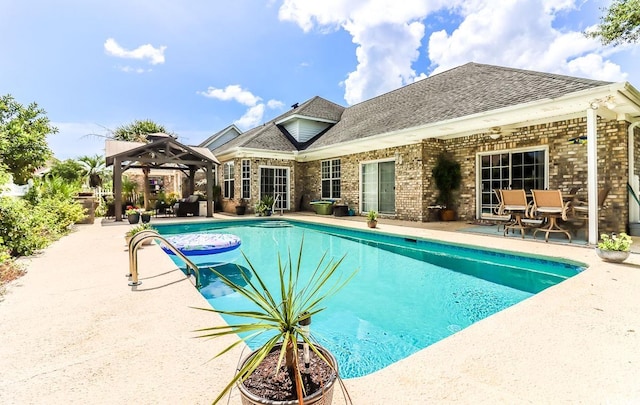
[156,219,585,378]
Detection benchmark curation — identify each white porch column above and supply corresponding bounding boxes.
[586,107,598,245]
[629,122,640,223]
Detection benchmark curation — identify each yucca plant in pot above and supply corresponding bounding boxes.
[194,239,357,405]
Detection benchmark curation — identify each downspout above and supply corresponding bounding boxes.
[629,121,640,223]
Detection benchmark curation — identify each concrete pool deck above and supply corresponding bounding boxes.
[1,213,639,404]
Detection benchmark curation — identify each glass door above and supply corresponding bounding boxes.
[259,167,289,210]
[361,161,395,214]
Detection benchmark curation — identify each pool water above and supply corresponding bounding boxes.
[156,219,585,378]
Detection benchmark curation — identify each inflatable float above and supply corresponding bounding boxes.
[161,233,241,256]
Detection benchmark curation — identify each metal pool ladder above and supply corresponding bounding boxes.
[127,229,201,288]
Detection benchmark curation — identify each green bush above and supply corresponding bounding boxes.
[0,196,48,256]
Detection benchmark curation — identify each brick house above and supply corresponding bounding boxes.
[200,63,640,243]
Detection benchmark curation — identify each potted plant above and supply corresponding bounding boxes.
[261,195,275,216]
[125,223,155,247]
[366,210,378,228]
[431,153,462,221]
[125,206,140,224]
[235,199,247,215]
[254,202,267,216]
[141,210,154,223]
[194,239,357,404]
[595,232,633,262]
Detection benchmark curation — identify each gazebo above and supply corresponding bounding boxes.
[105,133,220,221]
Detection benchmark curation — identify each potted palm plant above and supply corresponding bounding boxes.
[431,153,462,221]
[366,210,378,228]
[125,223,155,246]
[194,239,357,404]
[595,232,633,262]
[261,194,275,216]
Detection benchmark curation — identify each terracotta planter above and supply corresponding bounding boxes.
[367,220,377,228]
[440,209,456,221]
[238,343,338,405]
[595,248,630,263]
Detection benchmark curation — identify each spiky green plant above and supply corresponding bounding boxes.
[194,238,357,404]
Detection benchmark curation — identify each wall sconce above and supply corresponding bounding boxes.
[394,152,403,164]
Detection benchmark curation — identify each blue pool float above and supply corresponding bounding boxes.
[161,233,241,256]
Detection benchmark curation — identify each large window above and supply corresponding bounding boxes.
[223,162,234,199]
[478,148,547,217]
[241,159,251,199]
[260,166,289,210]
[361,160,395,213]
[321,159,341,199]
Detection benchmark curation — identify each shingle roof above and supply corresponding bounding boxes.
[210,63,612,154]
[308,62,612,148]
[212,96,345,154]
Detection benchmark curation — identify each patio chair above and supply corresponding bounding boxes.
[531,189,572,242]
[568,187,610,238]
[173,195,200,217]
[499,189,533,238]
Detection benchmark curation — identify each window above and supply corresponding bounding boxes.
[321,159,341,199]
[241,159,251,199]
[260,166,289,210]
[361,160,395,213]
[478,148,547,217]
[223,162,234,199]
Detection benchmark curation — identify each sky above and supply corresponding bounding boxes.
[1,0,638,160]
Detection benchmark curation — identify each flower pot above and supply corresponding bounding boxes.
[238,343,338,405]
[127,213,140,224]
[440,209,456,221]
[236,205,246,215]
[367,220,377,228]
[595,248,630,263]
[141,214,151,223]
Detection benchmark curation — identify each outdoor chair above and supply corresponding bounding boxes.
[173,195,200,217]
[499,189,533,238]
[531,189,572,242]
[568,187,610,238]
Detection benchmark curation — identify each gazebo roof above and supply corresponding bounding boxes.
[105,134,219,169]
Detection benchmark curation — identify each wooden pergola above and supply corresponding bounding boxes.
[105,133,220,221]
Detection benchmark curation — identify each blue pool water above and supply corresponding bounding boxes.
[156,219,585,378]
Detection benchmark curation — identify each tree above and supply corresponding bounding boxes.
[0,94,57,184]
[48,159,84,184]
[111,119,172,210]
[77,154,109,188]
[586,0,640,45]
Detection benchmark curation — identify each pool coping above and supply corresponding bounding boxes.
[1,214,639,403]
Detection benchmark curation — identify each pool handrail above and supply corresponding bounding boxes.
[127,229,201,288]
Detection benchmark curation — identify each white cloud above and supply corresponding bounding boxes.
[267,99,285,109]
[104,38,166,65]
[234,104,266,129]
[118,66,149,74]
[199,85,262,106]
[280,0,631,104]
[199,86,285,130]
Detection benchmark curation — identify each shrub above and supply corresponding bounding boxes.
[0,196,48,256]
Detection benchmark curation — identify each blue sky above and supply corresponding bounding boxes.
[2,0,638,159]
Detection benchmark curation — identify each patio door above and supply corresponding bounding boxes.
[478,148,547,218]
[361,161,395,214]
[259,167,289,210]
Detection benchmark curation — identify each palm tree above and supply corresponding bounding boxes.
[77,154,109,189]
[111,120,173,210]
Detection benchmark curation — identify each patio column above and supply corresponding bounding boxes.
[113,157,123,222]
[629,122,640,223]
[206,163,214,217]
[586,106,598,245]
